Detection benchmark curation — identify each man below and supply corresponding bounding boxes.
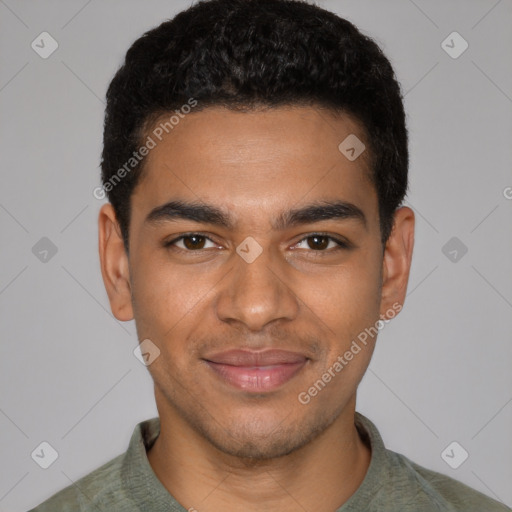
[30,0,510,510]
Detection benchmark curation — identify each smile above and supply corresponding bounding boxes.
[203,349,308,392]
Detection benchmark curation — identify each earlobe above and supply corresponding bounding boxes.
[379,206,415,318]
[98,203,134,321]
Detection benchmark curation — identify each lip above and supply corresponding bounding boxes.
[204,349,308,392]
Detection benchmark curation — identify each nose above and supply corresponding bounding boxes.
[215,244,299,332]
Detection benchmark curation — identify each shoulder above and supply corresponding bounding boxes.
[352,414,510,512]
[386,450,510,511]
[27,452,135,511]
[27,417,161,511]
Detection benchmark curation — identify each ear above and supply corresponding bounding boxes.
[379,206,415,319]
[98,203,134,321]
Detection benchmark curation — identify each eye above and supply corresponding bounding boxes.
[293,234,349,251]
[164,233,219,251]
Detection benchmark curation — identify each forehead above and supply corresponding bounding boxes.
[131,106,378,227]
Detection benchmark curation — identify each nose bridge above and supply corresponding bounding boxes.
[216,241,298,331]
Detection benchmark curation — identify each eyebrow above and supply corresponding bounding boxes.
[145,199,367,231]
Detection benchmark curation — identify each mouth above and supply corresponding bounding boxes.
[203,349,308,392]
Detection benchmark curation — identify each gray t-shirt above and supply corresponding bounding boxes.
[29,412,510,511]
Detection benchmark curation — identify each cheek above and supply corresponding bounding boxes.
[131,260,214,386]
[300,258,381,331]
[301,256,382,380]
[130,251,213,339]
[305,267,381,399]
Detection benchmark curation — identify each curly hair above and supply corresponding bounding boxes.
[101,0,408,252]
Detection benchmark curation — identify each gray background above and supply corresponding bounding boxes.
[0,0,511,510]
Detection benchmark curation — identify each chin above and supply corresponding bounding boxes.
[209,430,308,461]
[195,409,335,462]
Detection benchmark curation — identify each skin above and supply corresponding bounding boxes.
[98,106,415,512]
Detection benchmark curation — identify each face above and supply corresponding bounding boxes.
[99,106,414,460]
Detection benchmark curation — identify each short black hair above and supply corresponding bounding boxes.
[100,0,408,252]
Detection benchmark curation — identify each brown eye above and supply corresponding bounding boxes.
[165,234,218,251]
[293,234,349,252]
[308,235,330,250]
[306,235,330,250]
[182,235,207,250]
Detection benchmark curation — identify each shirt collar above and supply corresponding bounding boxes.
[121,416,186,511]
[120,412,389,511]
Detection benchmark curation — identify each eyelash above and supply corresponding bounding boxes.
[163,232,350,252]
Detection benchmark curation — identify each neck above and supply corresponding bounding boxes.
[147,393,371,512]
